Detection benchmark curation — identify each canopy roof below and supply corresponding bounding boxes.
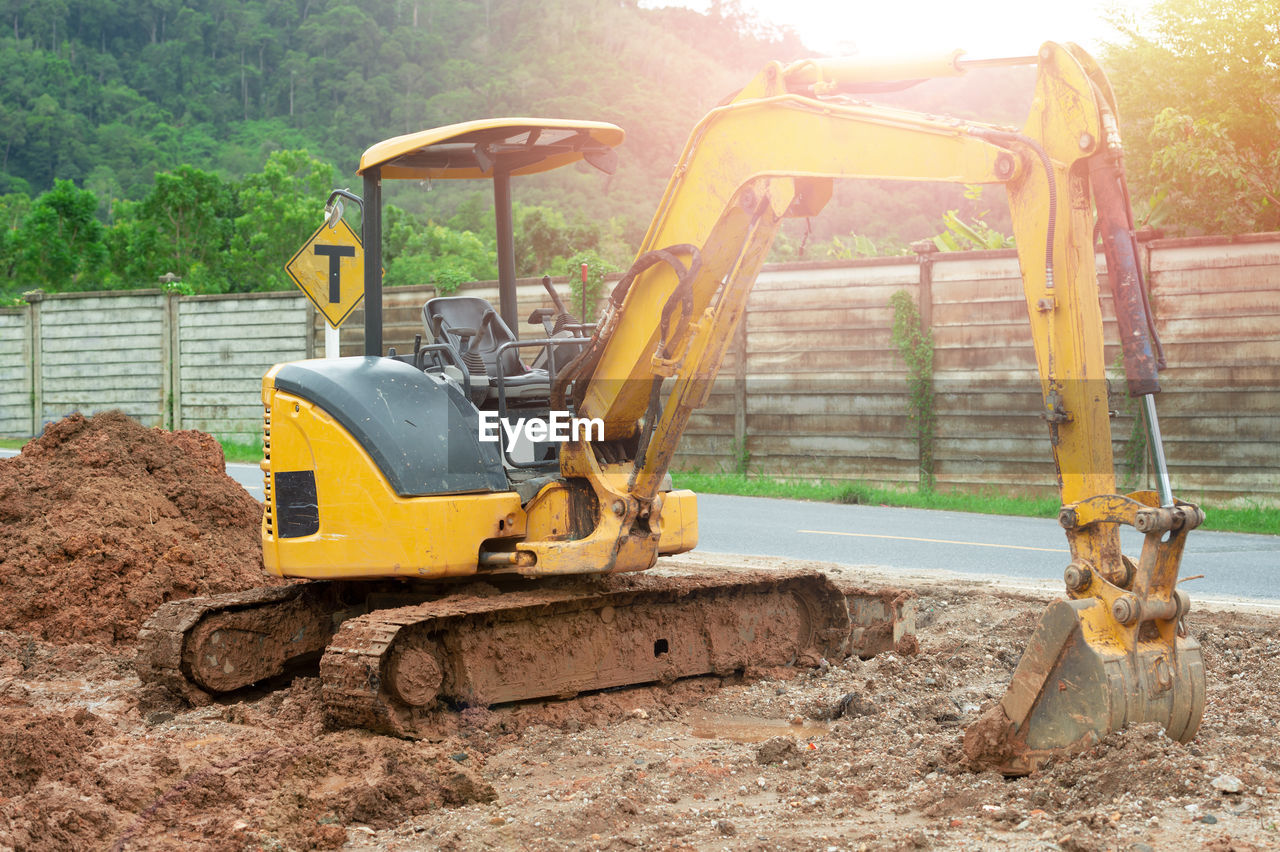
[358,118,625,180]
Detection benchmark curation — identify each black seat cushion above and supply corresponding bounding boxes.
[424,296,527,378]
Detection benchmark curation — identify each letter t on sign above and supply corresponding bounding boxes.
[314,244,356,302]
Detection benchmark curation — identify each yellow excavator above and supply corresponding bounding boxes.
[139,42,1204,775]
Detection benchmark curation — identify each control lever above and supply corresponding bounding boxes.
[540,275,581,335]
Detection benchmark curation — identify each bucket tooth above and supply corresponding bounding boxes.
[963,597,1205,775]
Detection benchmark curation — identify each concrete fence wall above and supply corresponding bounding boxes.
[1,232,1276,500]
[673,234,1280,501]
[174,292,309,440]
[1,291,311,442]
[0,277,581,443]
[36,291,170,429]
[0,308,30,437]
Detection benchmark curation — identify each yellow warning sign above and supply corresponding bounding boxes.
[285,218,365,328]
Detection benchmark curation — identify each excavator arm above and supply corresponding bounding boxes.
[521,81,1021,575]
[575,93,1019,495]
[521,42,1203,774]
[525,42,1112,573]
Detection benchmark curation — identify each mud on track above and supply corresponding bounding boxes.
[1,415,1277,850]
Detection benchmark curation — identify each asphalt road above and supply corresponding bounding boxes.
[6,450,1277,602]
[214,462,1280,603]
[693,493,1280,602]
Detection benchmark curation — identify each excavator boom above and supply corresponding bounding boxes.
[526,42,1204,772]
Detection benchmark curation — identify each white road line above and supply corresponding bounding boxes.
[798,528,1070,553]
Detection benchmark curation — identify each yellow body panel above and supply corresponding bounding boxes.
[781,51,966,90]
[521,481,574,543]
[1007,44,1113,504]
[261,382,524,579]
[656,490,698,554]
[260,374,697,579]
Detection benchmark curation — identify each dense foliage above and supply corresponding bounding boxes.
[1102,0,1280,234]
[1,0,811,296]
[1,0,1265,297]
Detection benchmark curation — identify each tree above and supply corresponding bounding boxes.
[138,164,237,275]
[102,164,238,289]
[384,219,498,292]
[514,203,600,276]
[228,149,336,291]
[565,248,617,323]
[3,0,1075,290]
[1103,0,1280,234]
[14,178,104,290]
[102,199,162,289]
[0,190,30,291]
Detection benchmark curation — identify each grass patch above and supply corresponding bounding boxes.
[671,472,1059,518]
[0,437,28,451]
[1200,503,1280,536]
[835,480,1061,518]
[670,471,1280,536]
[669,472,851,503]
[217,437,263,464]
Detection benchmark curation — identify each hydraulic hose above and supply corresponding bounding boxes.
[550,245,702,414]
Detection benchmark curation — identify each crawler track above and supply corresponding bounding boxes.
[320,570,852,737]
[138,570,873,736]
[136,584,318,703]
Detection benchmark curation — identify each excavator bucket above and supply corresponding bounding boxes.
[963,493,1206,775]
[961,53,1210,773]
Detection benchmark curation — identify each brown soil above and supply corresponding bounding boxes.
[0,416,1277,850]
[0,412,274,645]
[1,566,1276,851]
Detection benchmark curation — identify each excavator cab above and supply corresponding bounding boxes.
[338,118,625,466]
[353,119,621,346]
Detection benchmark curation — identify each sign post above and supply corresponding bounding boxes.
[285,218,366,359]
[324,320,340,359]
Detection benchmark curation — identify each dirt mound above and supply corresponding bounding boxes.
[0,411,273,645]
[0,670,496,852]
[0,707,97,797]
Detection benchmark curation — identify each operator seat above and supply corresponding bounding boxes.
[423,296,549,401]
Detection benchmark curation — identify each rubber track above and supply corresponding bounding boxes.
[135,584,308,704]
[320,570,849,737]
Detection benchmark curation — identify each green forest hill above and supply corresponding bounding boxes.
[1,0,1275,300]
